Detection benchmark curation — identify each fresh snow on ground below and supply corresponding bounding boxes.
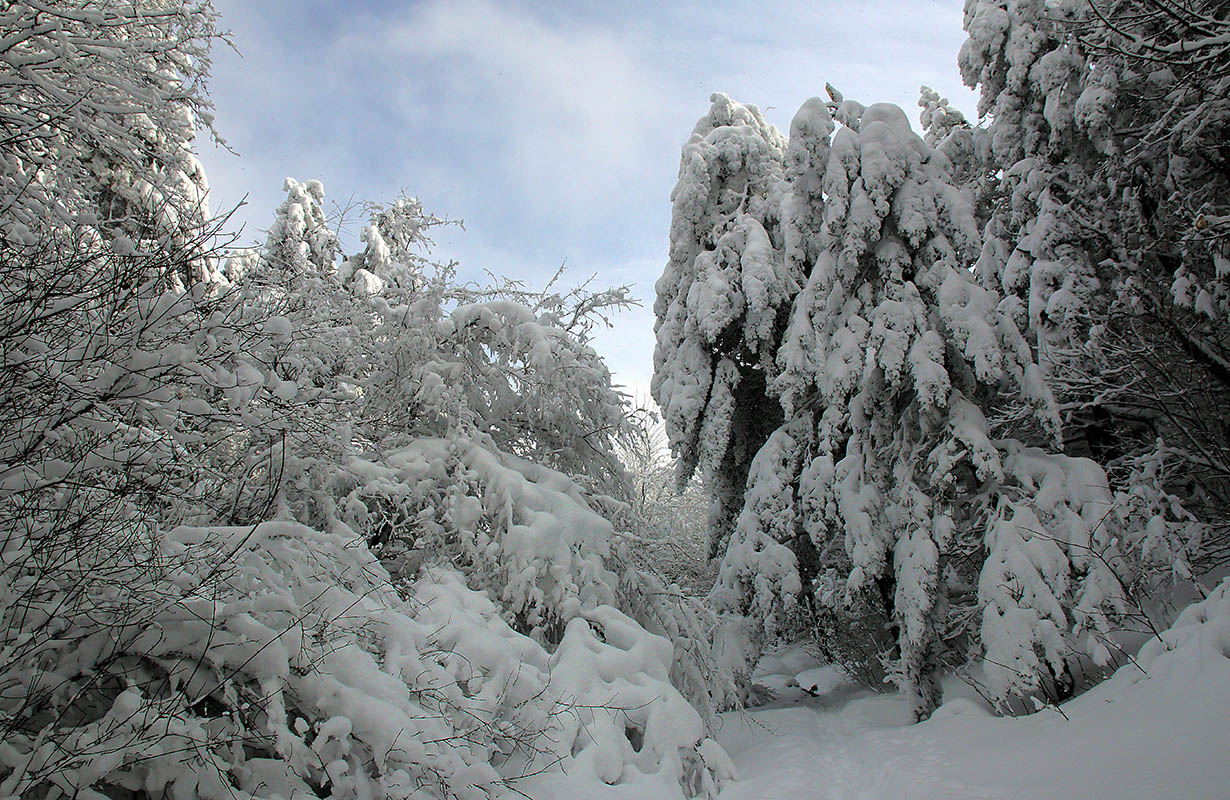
[713,584,1230,799]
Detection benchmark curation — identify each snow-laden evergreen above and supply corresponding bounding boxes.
[956,0,1229,571]
[655,91,1166,719]
[651,94,792,558]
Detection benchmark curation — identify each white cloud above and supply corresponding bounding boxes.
[199,0,980,398]
[369,0,676,221]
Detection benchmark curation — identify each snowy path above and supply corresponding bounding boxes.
[711,646,1230,800]
[511,598,1230,800]
[714,690,1002,800]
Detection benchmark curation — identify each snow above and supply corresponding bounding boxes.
[652,92,789,490]
[10,4,1230,797]
[0,510,733,800]
[714,593,1230,799]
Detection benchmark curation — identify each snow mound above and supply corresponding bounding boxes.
[338,437,620,639]
[1108,577,1230,691]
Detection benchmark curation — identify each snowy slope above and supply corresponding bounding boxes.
[714,581,1230,800]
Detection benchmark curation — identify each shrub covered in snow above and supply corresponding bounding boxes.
[0,4,739,795]
[0,520,734,798]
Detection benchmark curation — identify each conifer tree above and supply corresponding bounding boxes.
[657,93,1141,719]
[958,0,1229,574]
[652,94,794,557]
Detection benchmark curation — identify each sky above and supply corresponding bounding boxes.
[199,0,978,402]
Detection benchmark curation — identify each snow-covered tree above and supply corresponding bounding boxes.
[652,94,795,558]
[0,8,302,764]
[0,0,222,285]
[958,0,1229,575]
[0,4,740,795]
[656,92,1151,719]
[262,178,340,279]
[957,0,1114,361]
